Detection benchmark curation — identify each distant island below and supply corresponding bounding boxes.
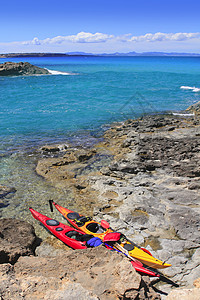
[0,51,200,58]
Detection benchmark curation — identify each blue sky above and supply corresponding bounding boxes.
[1,0,200,53]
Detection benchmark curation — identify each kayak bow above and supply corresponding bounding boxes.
[29,207,90,249]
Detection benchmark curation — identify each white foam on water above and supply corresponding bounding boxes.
[180,86,200,92]
[192,87,200,92]
[172,112,195,116]
[47,69,77,75]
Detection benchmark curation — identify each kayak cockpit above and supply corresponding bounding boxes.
[86,222,105,234]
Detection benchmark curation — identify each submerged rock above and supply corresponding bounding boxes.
[0,184,16,199]
[0,61,50,76]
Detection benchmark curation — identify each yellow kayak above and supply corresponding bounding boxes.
[52,201,171,269]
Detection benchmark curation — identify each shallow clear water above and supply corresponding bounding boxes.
[0,56,200,238]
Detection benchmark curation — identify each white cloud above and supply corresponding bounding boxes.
[22,31,200,47]
[129,32,200,42]
[65,32,114,43]
[24,32,114,45]
[1,31,200,54]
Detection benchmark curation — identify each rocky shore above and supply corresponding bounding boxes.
[1,104,200,299]
[0,61,50,76]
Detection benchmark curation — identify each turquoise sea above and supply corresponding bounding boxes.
[0,56,200,236]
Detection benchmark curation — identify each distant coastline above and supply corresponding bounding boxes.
[1,51,200,58]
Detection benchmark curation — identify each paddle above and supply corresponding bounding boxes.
[101,219,154,257]
[149,268,179,287]
[103,241,146,268]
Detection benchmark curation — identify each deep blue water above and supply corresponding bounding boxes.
[0,56,200,153]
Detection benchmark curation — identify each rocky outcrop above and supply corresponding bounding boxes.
[187,100,200,115]
[0,61,50,76]
[0,218,38,264]
[0,53,70,58]
[0,246,160,300]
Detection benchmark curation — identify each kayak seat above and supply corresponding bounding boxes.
[46,219,60,226]
[65,231,84,240]
[86,223,105,233]
[65,231,93,242]
[67,212,80,220]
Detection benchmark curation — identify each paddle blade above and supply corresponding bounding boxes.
[101,220,110,229]
[130,259,143,267]
[103,232,121,242]
[131,261,160,277]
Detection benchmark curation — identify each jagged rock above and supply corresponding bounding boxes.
[187,100,200,115]
[0,61,50,76]
[0,247,160,300]
[0,218,38,264]
[40,144,69,154]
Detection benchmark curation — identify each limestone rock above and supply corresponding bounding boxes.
[166,287,200,300]
[0,247,160,300]
[193,278,200,288]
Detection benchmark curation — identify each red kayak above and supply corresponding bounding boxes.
[29,208,159,277]
[29,207,92,249]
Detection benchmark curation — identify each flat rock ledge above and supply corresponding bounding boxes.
[0,61,50,76]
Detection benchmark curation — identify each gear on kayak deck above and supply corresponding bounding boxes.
[52,201,171,270]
